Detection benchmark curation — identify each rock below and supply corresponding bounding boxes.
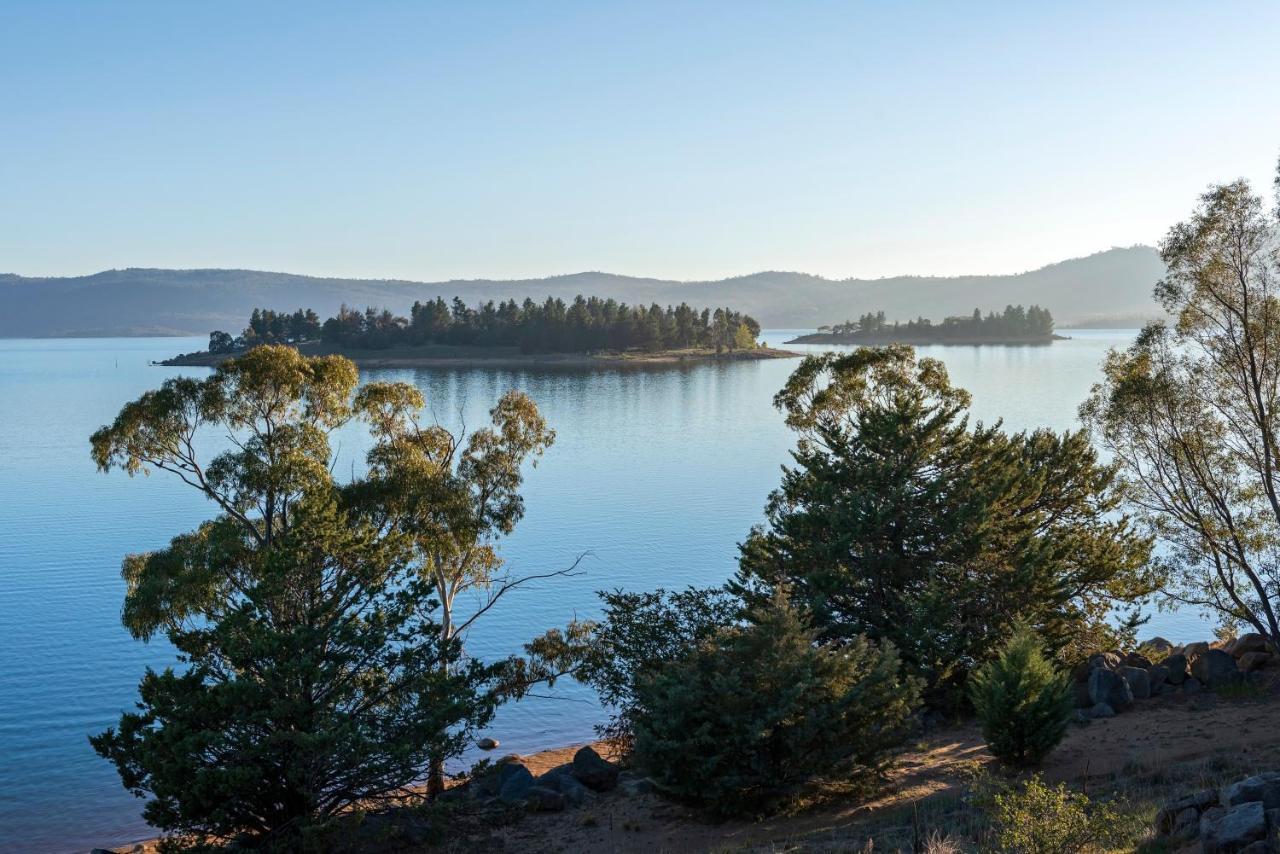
[524,784,567,811]
[477,736,500,750]
[538,765,592,807]
[1233,633,1272,657]
[1240,651,1272,672]
[1143,636,1176,657]
[1073,678,1093,708]
[1149,664,1170,689]
[1088,651,1121,671]
[1124,651,1153,668]
[1163,653,1190,684]
[1192,649,1242,687]
[1184,677,1203,695]
[1156,788,1218,834]
[1088,667,1133,711]
[1118,665,1151,699]
[1238,842,1270,854]
[571,745,620,792]
[1160,683,1180,695]
[1222,772,1280,810]
[1088,701,1115,718]
[498,762,536,803]
[1184,640,1211,659]
[1201,800,1266,853]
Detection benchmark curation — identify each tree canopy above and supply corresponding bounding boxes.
[1081,168,1280,645]
[207,296,762,356]
[733,346,1155,707]
[88,345,555,848]
[807,304,1054,344]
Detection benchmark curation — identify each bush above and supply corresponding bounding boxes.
[969,626,1072,766]
[525,586,740,745]
[631,592,921,816]
[977,774,1121,854]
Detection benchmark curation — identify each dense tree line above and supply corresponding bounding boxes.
[209,296,762,355]
[814,304,1055,342]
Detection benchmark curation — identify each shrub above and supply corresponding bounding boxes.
[969,626,1073,766]
[631,592,921,816]
[525,586,740,745]
[977,774,1122,854]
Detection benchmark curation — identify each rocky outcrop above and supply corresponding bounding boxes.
[1193,649,1243,687]
[1156,771,1280,852]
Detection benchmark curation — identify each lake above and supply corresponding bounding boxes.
[0,330,1205,852]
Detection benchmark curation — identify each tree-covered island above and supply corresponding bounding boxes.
[787,304,1061,345]
[166,296,798,368]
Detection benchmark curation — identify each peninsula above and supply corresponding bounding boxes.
[787,305,1063,346]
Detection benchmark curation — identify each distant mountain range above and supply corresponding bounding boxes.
[0,246,1165,338]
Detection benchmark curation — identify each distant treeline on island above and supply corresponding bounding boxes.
[207,297,763,356]
[787,304,1057,346]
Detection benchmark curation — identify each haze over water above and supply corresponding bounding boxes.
[0,331,1202,852]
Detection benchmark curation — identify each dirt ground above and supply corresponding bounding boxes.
[448,675,1280,853]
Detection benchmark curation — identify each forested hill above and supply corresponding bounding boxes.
[0,246,1164,337]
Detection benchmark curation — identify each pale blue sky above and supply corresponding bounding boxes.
[3,1,1279,281]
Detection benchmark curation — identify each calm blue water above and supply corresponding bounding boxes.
[0,331,1204,852]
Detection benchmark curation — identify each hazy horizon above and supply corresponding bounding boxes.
[4,2,1279,282]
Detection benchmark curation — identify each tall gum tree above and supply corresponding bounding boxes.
[1082,165,1280,645]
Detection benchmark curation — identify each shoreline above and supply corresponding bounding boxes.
[785,333,1068,346]
[158,343,801,369]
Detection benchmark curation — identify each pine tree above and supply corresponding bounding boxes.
[968,626,1073,766]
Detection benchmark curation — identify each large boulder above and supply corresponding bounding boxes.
[1192,649,1242,687]
[524,785,567,812]
[1089,667,1134,711]
[1232,633,1271,657]
[1088,651,1122,671]
[497,762,536,804]
[1143,636,1176,657]
[1163,653,1190,684]
[1149,664,1170,689]
[1184,640,1212,660]
[1240,651,1273,673]
[571,746,620,792]
[1222,772,1280,810]
[538,765,592,807]
[1118,665,1151,699]
[1124,651,1153,669]
[1201,801,1266,854]
[1088,702,1116,719]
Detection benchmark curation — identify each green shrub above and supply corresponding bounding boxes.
[977,774,1122,854]
[631,592,921,816]
[969,626,1072,766]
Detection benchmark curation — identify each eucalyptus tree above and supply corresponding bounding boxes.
[351,381,565,795]
[1081,168,1280,645]
[734,346,1155,707]
[88,345,551,848]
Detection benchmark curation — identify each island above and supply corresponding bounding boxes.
[161,298,800,368]
[786,305,1064,346]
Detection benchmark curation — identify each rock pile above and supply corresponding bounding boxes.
[1155,771,1280,852]
[467,745,636,812]
[1073,634,1273,720]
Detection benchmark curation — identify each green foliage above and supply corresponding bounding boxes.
[969,626,1073,766]
[526,586,741,745]
[822,304,1055,343]
[630,593,921,817]
[976,774,1122,854]
[88,345,543,848]
[314,295,761,353]
[1080,168,1280,647]
[734,346,1155,708]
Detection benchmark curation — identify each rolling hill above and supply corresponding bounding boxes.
[0,246,1165,338]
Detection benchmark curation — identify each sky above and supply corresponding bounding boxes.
[3,1,1279,282]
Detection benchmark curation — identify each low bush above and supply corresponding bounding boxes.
[969,626,1073,765]
[976,774,1122,854]
[631,592,921,816]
